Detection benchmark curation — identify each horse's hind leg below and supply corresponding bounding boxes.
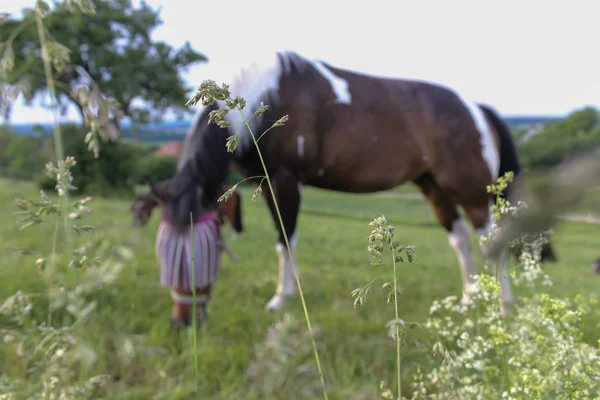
[262,169,302,311]
[463,201,513,316]
[414,174,477,306]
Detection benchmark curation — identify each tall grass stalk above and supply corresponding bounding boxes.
[34,6,72,251]
[390,249,402,398]
[237,109,329,399]
[34,0,72,331]
[353,215,416,399]
[0,2,130,397]
[189,212,201,400]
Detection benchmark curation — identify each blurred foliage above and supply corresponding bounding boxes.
[6,134,46,175]
[516,107,600,170]
[37,123,140,196]
[133,153,177,185]
[0,125,47,180]
[0,125,14,168]
[1,121,251,196]
[0,0,207,125]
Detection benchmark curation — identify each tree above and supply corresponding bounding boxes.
[518,106,600,170]
[0,0,207,127]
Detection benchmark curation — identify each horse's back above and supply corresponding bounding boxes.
[411,81,500,200]
[274,63,499,196]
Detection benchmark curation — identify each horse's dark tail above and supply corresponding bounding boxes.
[478,103,558,262]
[478,104,521,199]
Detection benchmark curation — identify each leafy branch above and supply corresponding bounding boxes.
[0,0,122,159]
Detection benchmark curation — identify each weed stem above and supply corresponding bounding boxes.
[238,109,329,400]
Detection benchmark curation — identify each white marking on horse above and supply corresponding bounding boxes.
[223,53,287,152]
[308,60,352,104]
[266,232,299,311]
[448,218,477,306]
[476,200,513,315]
[317,168,325,176]
[273,50,351,103]
[183,52,287,157]
[297,135,305,158]
[452,91,500,180]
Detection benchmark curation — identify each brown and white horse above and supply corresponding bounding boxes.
[164,50,556,315]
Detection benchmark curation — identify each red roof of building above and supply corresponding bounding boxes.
[154,142,182,158]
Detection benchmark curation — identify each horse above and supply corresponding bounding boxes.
[130,180,243,327]
[164,50,557,316]
[131,179,243,235]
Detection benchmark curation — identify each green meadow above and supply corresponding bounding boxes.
[1,178,599,399]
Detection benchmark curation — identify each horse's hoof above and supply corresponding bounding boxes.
[265,294,287,311]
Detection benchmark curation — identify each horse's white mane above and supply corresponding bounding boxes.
[183,50,312,157]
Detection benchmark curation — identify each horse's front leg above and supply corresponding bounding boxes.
[263,170,302,311]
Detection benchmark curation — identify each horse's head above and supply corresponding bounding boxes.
[130,193,158,226]
[217,187,244,234]
[130,180,171,226]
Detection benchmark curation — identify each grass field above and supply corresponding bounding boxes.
[1,177,599,399]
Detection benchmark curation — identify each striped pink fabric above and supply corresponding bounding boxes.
[155,211,221,292]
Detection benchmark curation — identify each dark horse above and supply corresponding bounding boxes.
[164,50,556,316]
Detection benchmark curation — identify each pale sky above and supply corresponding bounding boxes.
[3,0,599,124]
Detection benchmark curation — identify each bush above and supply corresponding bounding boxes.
[510,126,529,144]
[353,174,600,399]
[6,135,47,179]
[129,140,162,157]
[0,125,14,168]
[133,153,178,185]
[518,107,600,170]
[0,126,48,180]
[37,123,141,197]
